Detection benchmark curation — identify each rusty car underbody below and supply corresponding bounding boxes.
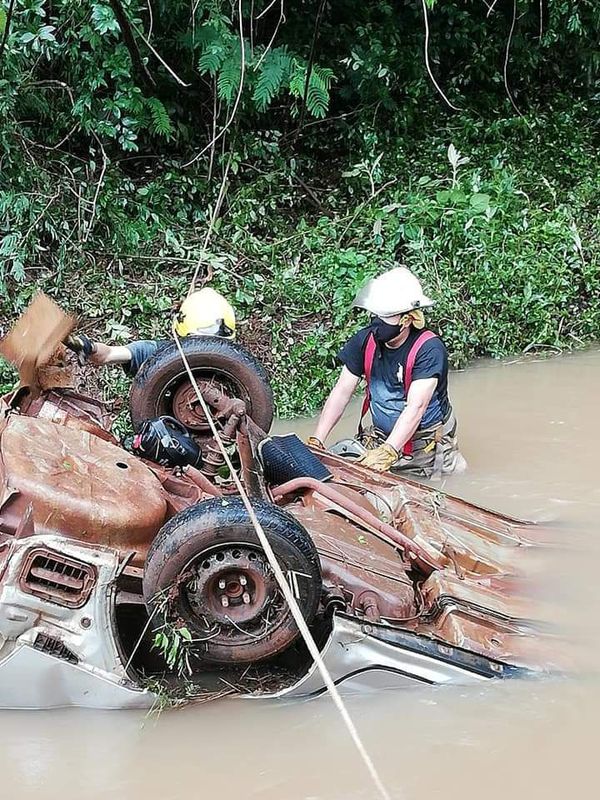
[0,301,557,709]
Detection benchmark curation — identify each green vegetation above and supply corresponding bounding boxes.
[1,1,598,416]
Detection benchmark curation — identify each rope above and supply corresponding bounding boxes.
[171,5,393,787]
[187,154,232,296]
[171,330,393,800]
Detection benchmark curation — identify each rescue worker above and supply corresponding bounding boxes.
[309,267,466,478]
[66,287,236,375]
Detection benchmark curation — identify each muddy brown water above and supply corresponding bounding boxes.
[4,348,600,800]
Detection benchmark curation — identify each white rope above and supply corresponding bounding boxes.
[187,155,232,296]
[171,4,393,792]
[171,330,393,800]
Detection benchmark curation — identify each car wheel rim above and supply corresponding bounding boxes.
[159,370,250,433]
[179,545,289,648]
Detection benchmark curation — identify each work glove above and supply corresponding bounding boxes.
[306,435,325,449]
[64,333,96,365]
[357,442,399,472]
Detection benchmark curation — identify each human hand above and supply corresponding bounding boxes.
[64,333,97,365]
[357,442,398,472]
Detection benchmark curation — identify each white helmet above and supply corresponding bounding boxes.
[352,267,434,317]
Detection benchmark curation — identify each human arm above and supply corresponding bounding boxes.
[87,342,132,366]
[358,377,437,471]
[65,334,133,367]
[386,377,438,452]
[312,366,361,445]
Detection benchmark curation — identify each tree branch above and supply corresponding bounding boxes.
[503,0,523,116]
[420,0,459,111]
[0,0,16,65]
[108,0,156,87]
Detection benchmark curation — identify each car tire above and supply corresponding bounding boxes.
[129,336,274,437]
[143,497,322,664]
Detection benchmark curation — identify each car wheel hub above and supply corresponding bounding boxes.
[185,546,281,630]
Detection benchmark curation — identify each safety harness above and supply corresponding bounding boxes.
[359,329,438,456]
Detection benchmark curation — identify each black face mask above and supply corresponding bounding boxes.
[372,319,404,343]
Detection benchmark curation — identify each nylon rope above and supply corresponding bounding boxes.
[171,329,393,800]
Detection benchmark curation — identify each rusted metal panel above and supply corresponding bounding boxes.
[289,502,416,622]
[0,294,75,393]
[271,477,439,573]
[293,452,554,580]
[25,390,117,442]
[0,415,167,563]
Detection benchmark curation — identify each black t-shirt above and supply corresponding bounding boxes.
[337,324,450,435]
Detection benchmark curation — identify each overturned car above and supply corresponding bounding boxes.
[0,298,555,709]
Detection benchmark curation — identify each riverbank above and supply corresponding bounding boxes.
[1,101,598,417]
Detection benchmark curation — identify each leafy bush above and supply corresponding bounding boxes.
[0,1,598,420]
[217,104,599,415]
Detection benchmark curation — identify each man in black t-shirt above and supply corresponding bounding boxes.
[309,267,466,478]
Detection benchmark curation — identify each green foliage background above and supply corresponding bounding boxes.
[0,0,598,415]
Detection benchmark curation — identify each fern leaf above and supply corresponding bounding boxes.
[217,46,242,103]
[11,259,26,283]
[145,97,173,138]
[313,65,335,90]
[288,62,334,118]
[0,233,19,257]
[252,47,292,111]
[12,195,31,219]
[198,45,226,77]
[289,62,307,99]
[0,193,13,217]
[307,80,328,118]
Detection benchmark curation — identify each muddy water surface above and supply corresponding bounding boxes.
[4,349,600,800]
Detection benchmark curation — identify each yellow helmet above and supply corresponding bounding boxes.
[174,288,236,338]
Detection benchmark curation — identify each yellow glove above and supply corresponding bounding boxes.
[306,436,324,449]
[357,442,399,472]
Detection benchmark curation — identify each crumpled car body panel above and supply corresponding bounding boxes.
[0,389,556,709]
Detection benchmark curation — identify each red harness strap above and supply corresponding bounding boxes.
[359,330,438,456]
[359,333,377,431]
